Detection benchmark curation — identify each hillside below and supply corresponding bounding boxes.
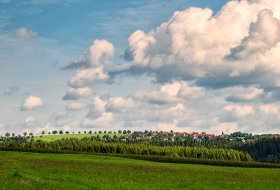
[33,133,119,141]
[0,151,279,190]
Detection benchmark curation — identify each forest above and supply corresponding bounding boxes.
[1,132,279,164]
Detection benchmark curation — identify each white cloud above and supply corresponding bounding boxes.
[117,0,280,90]
[215,122,240,134]
[225,86,264,102]
[77,82,280,134]
[25,116,37,126]
[106,97,137,113]
[64,40,114,89]
[66,102,87,111]
[15,27,37,39]
[223,104,254,117]
[259,104,279,114]
[56,0,280,134]
[21,96,44,111]
[63,87,92,100]
[63,39,114,69]
[134,81,203,105]
[68,68,109,88]
[81,112,115,128]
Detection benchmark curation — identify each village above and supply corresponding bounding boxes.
[92,130,262,143]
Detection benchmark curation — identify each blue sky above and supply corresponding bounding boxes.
[1,0,280,135]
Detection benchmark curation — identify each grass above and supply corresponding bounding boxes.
[33,133,120,141]
[0,151,279,190]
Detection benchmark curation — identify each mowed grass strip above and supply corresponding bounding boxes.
[0,151,279,190]
[33,133,119,141]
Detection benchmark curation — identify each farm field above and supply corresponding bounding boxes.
[33,133,119,141]
[0,151,279,190]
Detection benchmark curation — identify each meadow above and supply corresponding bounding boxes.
[33,133,118,141]
[0,151,279,190]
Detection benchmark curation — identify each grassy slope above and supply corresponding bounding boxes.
[33,133,119,141]
[0,151,279,190]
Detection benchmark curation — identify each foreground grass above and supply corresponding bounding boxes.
[33,133,119,141]
[0,151,279,190]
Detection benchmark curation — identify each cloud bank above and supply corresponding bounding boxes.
[61,0,280,134]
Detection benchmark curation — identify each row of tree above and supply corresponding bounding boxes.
[0,138,252,162]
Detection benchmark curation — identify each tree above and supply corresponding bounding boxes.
[12,133,15,137]
[23,132,27,137]
[118,130,122,134]
[52,130,58,135]
[5,133,10,137]
[127,130,131,134]
[78,131,81,134]
[65,131,69,134]
[84,131,87,134]
[48,132,51,135]
[29,133,33,136]
[123,130,127,134]
[42,131,45,135]
[89,131,92,134]
[59,130,63,135]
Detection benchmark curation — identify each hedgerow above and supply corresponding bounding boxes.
[1,138,252,162]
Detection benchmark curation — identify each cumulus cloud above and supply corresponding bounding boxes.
[64,0,280,134]
[225,86,264,102]
[68,68,109,88]
[64,40,114,89]
[80,82,200,131]
[259,104,279,114]
[117,0,280,90]
[20,96,44,111]
[134,81,203,105]
[64,39,114,69]
[63,87,92,100]
[81,112,115,128]
[15,27,37,39]
[106,97,137,113]
[223,104,254,118]
[66,102,87,111]
[25,116,37,126]
[77,77,280,134]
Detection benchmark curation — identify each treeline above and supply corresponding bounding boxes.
[134,137,280,163]
[1,134,279,163]
[0,138,252,162]
[240,137,280,163]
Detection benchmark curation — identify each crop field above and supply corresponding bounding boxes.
[0,151,279,190]
[33,133,119,141]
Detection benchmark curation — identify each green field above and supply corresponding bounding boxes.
[0,151,279,190]
[33,133,119,141]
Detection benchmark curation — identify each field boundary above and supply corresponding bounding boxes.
[1,148,280,168]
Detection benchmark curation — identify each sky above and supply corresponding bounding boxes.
[1,0,280,135]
